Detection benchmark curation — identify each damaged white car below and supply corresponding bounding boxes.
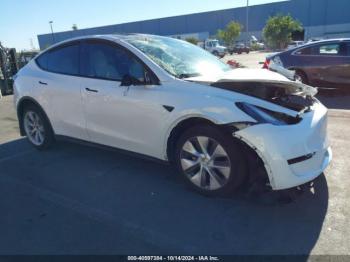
[14,34,332,196]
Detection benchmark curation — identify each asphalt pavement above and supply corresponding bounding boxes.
[0,65,350,255]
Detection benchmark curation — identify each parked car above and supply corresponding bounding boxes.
[250,36,265,50]
[287,41,305,50]
[263,39,350,90]
[228,43,250,54]
[14,34,331,196]
[198,39,226,58]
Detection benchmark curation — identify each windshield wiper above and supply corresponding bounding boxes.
[177,73,200,79]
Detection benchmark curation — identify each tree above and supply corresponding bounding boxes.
[72,24,78,31]
[263,14,302,49]
[185,37,199,45]
[217,21,242,46]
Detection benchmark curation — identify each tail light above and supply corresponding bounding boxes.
[262,58,270,69]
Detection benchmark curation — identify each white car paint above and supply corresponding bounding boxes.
[236,101,331,189]
[14,34,331,190]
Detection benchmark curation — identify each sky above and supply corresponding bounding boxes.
[0,0,284,51]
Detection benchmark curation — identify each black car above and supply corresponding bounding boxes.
[228,43,250,55]
[264,39,350,90]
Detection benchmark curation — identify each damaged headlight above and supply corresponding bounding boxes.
[236,102,301,126]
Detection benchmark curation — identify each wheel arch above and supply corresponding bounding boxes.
[166,117,219,163]
[17,96,54,136]
[165,116,271,189]
[165,115,246,161]
[291,68,309,83]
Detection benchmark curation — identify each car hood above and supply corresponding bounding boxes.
[186,68,289,83]
[185,68,318,112]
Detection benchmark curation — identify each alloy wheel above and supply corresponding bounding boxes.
[24,111,45,146]
[180,136,232,190]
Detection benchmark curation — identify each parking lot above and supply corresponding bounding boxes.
[223,51,272,69]
[1,56,350,255]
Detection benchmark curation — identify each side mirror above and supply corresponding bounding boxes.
[120,74,133,86]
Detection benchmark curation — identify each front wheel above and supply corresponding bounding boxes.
[174,125,247,196]
[23,105,54,150]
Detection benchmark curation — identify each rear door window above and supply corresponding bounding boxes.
[317,43,341,55]
[295,46,313,55]
[47,43,80,75]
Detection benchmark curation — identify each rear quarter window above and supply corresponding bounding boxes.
[36,53,48,70]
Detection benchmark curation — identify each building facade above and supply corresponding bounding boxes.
[37,0,350,49]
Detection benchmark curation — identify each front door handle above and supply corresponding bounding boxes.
[39,81,47,85]
[85,88,98,93]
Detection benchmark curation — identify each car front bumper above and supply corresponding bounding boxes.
[235,101,332,190]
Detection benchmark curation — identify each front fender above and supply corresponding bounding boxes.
[161,100,256,159]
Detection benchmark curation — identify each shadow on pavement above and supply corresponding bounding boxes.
[0,138,328,256]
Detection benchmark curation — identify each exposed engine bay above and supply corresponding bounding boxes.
[210,80,318,112]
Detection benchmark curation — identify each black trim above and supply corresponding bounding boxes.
[163,105,174,112]
[55,135,169,165]
[85,87,98,93]
[287,152,316,165]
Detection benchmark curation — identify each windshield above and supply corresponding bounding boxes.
[210,40,219,47]
[124,35,231,78]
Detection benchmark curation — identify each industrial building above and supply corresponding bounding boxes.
[37,0,350,49]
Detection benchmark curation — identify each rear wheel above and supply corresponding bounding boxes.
[23,105,54,150]
[212,51,219,56]
[174,125,247,196]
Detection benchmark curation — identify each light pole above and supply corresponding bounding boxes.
[246,0,249,43]
[49,21,55,44]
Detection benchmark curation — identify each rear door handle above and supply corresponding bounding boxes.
[85,88,98,93]
[39,81,47,85]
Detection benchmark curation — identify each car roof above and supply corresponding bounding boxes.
[292,38,350,48]
[41,33,171,51]
[272,38,350,56]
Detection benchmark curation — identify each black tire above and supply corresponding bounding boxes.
[22,105,55,150]
[174,125,247,196]
[295,70,308,84]
[212,51,219,56]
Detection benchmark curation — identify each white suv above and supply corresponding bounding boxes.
[14,34,331,196]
